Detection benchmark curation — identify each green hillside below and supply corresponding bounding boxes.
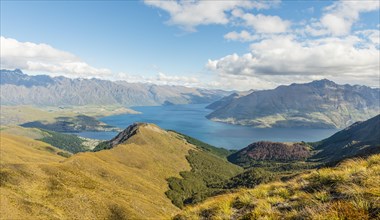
[175,154,380,219]
[166,149,242,208]
[311,114,380,163]
[38,129,89,153]
[172,131,234,158]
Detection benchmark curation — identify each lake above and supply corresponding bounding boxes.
[77,104,339,150]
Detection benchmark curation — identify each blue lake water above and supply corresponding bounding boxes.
[76,104,339,150]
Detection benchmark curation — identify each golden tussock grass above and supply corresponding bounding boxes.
[175,154,380,220]
[0,133,66,164]
[1,125,195,219]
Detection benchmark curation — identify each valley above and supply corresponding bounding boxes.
[0,70,379,220]
[1,112,379,219]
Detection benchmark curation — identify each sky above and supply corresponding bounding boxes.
[1,0,379,90]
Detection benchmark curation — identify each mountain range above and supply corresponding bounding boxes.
[207,79,380,128]
[0,69,228,106]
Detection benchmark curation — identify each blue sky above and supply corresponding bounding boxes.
[1,0,379,90]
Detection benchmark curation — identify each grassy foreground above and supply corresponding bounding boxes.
[0,125,193,219]
[175,154,380,219]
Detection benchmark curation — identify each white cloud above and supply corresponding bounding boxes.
[224,30,259,42]
[320,14,351,36]
[145,0,289,34]
[207,35,380,88]
[237,13,291,34]
[356,29,380,45]
[309,1,380,36]
[204,71,330,91]
[0,36,111,78]
[1,36,204,88]
[144,0,278,32]
[115,72,201,87]
[156,72,200,86]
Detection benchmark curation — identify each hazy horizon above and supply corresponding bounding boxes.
[3,68,380,91]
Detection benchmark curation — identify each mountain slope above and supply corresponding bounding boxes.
[206,90,254,110]
[94,123,242,208]
[175,154,380,219]
[0,124,193,219]
[0,133,68,164]
[0,69,228,106]
[207,79,380,128]
[311,114,380,163]
[0,123,241,219]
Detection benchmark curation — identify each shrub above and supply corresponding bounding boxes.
[38,129,88,153]
[166,150,242,208]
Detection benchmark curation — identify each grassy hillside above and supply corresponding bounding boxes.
[173,131,233,158]
[94,124,243,209]
[175,154,380,219]
[0,133,68,164]
[311,114,380,163]
[0,125,48,140]
[1,126,97,153]
[0,124,195,219]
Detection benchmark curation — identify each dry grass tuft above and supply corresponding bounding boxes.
[175,154,380,219]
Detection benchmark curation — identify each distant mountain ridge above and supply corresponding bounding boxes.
[0,69,228,106]
[207,79,380,128]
